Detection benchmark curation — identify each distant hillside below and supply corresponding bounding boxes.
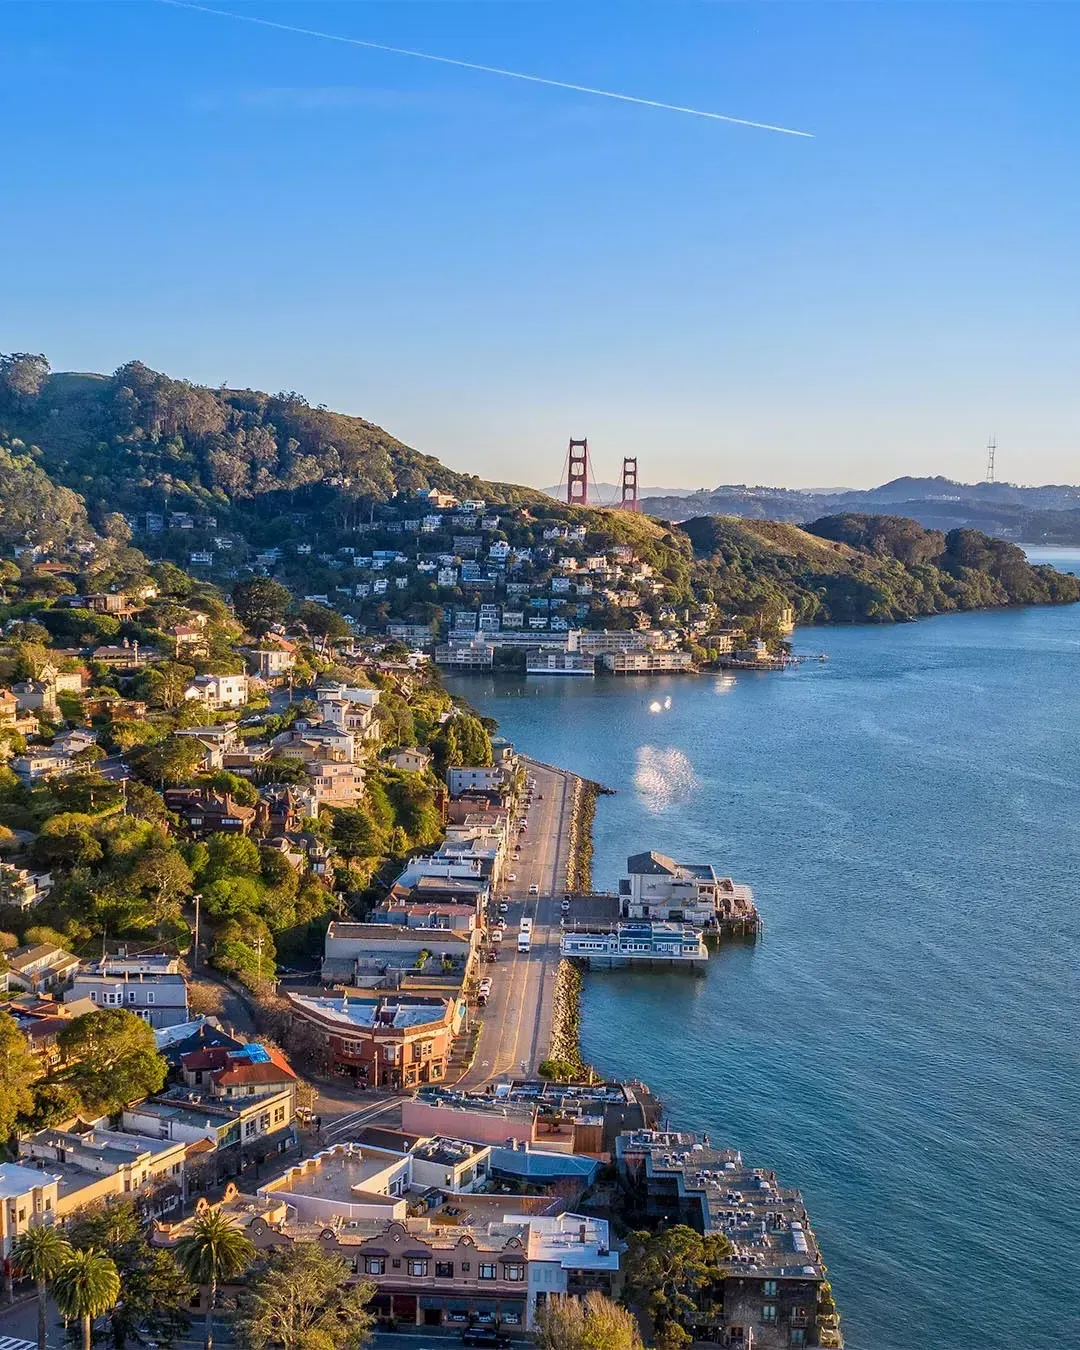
[679,514,1080,623]
[645,476,1080,544]
[2,351,1077,631]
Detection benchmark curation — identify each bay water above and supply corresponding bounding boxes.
[447,553,1080,1350]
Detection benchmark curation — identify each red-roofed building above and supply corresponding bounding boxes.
[180,1044,298,1102]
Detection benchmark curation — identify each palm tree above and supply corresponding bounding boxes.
[52,1248,121,1350]
[174,1210,255,1350]
[11,1226,74,1350]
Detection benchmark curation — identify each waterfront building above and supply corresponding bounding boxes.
[601,649,695,674]
[525,649,595,676]
[621,851,759,932]
[616,1129,836,1348]
[435,639,495,669]
[559,921,708,968]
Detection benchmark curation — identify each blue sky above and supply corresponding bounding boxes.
[2,2,1079,489]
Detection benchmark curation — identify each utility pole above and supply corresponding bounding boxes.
[985,436,997,483]
[192,893,201,969]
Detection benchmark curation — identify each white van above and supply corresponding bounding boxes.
[517,932,532,954]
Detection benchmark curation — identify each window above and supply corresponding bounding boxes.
[790,1332,805,1347]
[89,991,97,1002]
[478,1263,496,1280]
[364,1257,385,1275]
[503,1263,525,1282]
[763,1280,778,1297]
[128,990,137,1002]
[146,992,155,1004]
[244,1120,257,1137]
[791,1306,808,1327]
[407,1259,428,1277]
[762,1304,777,1325]
[435,1261,453,1279]
[274,1107,285,1124]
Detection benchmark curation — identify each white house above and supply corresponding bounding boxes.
[184,673,249,710]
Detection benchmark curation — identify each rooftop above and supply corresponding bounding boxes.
[262,1144,405,1203]
[0,1160,62,1198]
[288,992,452,1031]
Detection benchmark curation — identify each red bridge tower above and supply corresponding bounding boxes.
[620,456,639,510]
[566,438,590,507]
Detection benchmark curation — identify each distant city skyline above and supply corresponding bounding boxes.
[3,2,1079,489]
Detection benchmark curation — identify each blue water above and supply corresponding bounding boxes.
[448,563,1080,1350]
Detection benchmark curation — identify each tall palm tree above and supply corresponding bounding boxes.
[11,1225,74,1350]
[52,1248,121,1350]
[174,1210,255,1350]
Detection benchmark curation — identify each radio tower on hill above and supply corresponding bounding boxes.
[566,438,590,506]
[985,436,997,483]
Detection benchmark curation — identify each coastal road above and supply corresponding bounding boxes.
[458,759,576,1087]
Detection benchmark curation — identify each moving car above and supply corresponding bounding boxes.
[506,872,517,882]
[528,883,539,895]
[519,917,533,934]
[561,898,571,913]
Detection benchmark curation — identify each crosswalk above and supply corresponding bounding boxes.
[0,1336,38,1350]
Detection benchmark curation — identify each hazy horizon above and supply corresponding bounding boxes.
[4,3,1079,491]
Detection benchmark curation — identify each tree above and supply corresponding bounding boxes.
[623,1226,732,1339]
[535,1292,644,1350]
[131,735,206,787]
[0,352,50,401]
[31,813,103,870]
[0,1009,38,1142]
[128,841,194,933]
[52,1248,121,1350]
[294,601,351,654]
[56,1009,167,1113]
[233,578,291,638]
[174,1209,255,1350]
[11,1226,73,1350]
[234,1242,375,1350]
[331,805,384,860]
[68,1203,192,1350]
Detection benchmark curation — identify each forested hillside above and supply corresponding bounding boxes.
[0,352,546,529]
[2,351,1077,629]
[680,514,1080,623]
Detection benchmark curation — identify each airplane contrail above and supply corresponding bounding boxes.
[156,0,813,138]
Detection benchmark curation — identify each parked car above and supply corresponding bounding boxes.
[462,1329,511,1349]
[506,873,517,882]
[491,927,504,942]
[486,949,498,962]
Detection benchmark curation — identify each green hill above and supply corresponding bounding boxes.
[2,350,1077,629]
[680,513,1080,623]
